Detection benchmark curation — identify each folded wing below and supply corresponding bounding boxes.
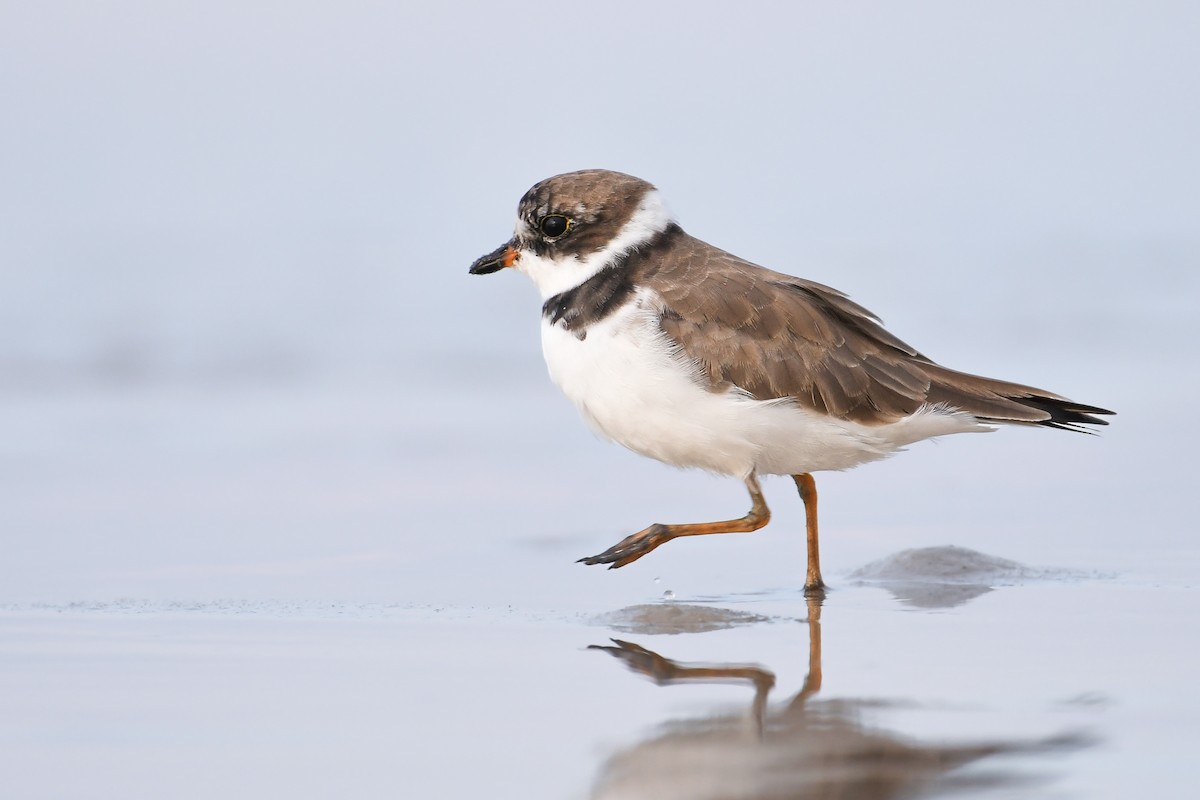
[644,236,1113,430]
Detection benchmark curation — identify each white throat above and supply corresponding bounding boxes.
[515,189,674,299]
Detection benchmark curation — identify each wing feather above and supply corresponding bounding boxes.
[648,235,930,424]
[643,232,1108,431]
[641,232,1113,429]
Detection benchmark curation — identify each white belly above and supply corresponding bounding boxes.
[540,296,980,477]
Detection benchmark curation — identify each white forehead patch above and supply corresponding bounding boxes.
[512,214,531,238]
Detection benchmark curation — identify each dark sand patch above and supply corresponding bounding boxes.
[595,603,773,635]
[850,545,1073,609]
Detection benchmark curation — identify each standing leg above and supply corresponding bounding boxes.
[580,473,771,569]
[792,473,825,593]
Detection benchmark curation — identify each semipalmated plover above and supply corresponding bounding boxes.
[469,169,1113,592]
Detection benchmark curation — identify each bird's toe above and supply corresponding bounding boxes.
[578,524,669,568]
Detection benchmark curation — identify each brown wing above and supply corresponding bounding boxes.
[643,234,1113,429]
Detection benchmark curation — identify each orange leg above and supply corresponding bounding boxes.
[792,473,825,593]
[579,473,771,569]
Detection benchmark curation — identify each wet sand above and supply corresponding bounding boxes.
[1,327,1195,798]
[2,561,1195,799]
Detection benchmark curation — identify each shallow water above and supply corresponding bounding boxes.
[2,569,1194,799]
[2,360,1197,798]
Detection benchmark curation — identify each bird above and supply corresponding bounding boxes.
[468,169,1113,592]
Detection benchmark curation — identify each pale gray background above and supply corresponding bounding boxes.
[2,1,1196,386]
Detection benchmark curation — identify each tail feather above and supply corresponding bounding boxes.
[1001,394,1113,432]
[922,363,1115,433]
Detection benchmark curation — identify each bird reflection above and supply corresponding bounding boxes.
[589,598,1085,799]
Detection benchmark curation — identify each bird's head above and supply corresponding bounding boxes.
[469,169,673,299]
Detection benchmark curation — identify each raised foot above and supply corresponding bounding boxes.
[578,523,672,569]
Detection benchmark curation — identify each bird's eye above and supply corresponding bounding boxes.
[539,215,570,238]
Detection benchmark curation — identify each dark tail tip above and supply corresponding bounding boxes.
[1012,396,1115,433]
